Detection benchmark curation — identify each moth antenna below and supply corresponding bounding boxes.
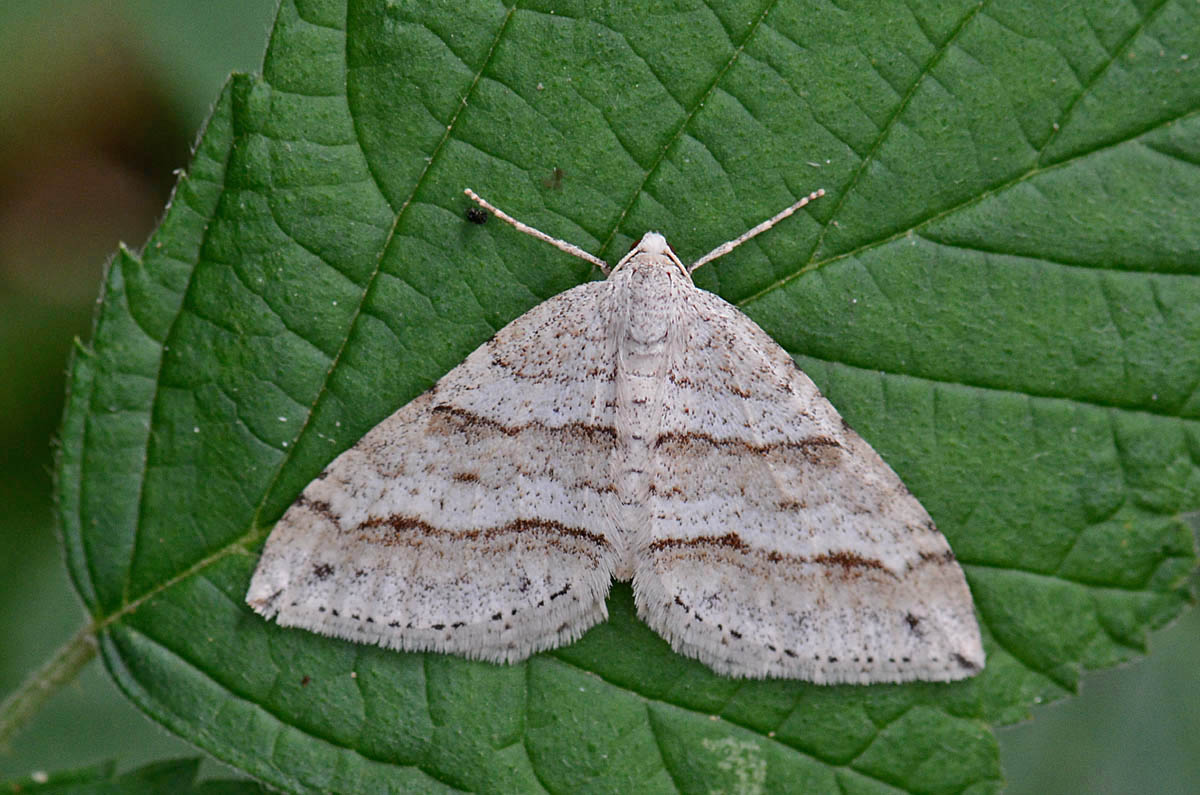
[689,189,825,273]
[464,188,609,274]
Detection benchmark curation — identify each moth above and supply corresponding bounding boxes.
[247,188,984,683]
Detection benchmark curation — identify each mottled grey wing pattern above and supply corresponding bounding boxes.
[633,287,984,683]
[247,281,625,663]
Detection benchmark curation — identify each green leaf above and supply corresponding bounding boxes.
[0,757,266,795]
[56,1,1198,792]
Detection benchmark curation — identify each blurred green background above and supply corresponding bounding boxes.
[0,1,1195,791]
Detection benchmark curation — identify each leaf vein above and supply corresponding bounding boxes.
[541,654,975,792]
[642,703,685,793]
[594,0,782,260]
[113,622,464,792]
[914,234,1199,277]
[803,1,989,268]
[1035,0,1174,167]
[241,3,522,533]
[788,351,1199,425]
[737,104,1200,306]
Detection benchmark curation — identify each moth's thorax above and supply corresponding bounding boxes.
[608,234,693,345]
[608,252,692,346]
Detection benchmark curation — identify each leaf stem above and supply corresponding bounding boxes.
[0,622,98,747]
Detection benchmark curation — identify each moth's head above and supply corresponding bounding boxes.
[614,231,688,278]
[636,232,671,256]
